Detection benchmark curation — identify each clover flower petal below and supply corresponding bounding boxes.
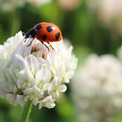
[0,31,77,109]
[39,96,55,109]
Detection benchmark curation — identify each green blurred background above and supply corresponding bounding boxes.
[0,0,122,122]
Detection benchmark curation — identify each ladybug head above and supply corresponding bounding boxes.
[25,28,36,39]
[25,24,42,39]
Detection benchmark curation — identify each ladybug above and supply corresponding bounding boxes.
[24,22,62,49]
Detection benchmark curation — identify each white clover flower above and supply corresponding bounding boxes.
[71,54,122,122]
[27,0,52,6]
[0,0,52,11]
[1,0,26,11]
[0,31,77,109]
[57,0,81,11]
[87,0,122,34]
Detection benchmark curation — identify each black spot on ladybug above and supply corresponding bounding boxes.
[35,24,42,30]
[42,35,47,40]
[47,26,53,32]
[55,32,60,40]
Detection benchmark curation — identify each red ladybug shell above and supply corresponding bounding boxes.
[34,22,62,42]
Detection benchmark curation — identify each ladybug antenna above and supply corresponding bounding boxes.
[22,37,27,46]
[22,32,25,35]
[27,39,33,47]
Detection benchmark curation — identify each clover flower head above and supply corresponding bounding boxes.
[1,0,25,11]
[71,54,122,122]
[57,0,81,11]
[27,0,52,6]
[0,0,52,11]
[0,31,78,109]
[87,0,122,34]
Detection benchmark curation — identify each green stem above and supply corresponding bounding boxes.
[20,101,33,122]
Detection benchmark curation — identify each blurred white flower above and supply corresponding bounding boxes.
[71,54,122,122]
[0,0,52,11]
[27,0,52,6]
[1,0,26,11]
[57,0,81,11]
[0,31,77,109]
[87,0,122,34]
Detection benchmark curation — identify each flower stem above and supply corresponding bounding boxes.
[20,101,33,122]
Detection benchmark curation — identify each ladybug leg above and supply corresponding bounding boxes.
[27,39,33,47]
[41,42,49,50]
[22,38,32,46]
[22,38,27,46]
[47,42,55,51]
